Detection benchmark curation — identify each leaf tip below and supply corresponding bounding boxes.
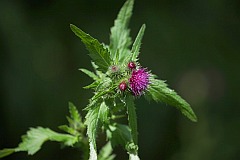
[191,115,198,122]
[69,24,75,28]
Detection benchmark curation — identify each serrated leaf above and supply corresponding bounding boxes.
[0,148,15,158]
[91,61,99,73]
[69,102,82,123]
[59,103,85,136]
[96,77,112,91]
[131,24,146,62]
[147,77,198,122]
[91,61,106,80]
[58,125,76,135]
[109,0,134,62]
[99,104,110,125]
[66,102,85,133]
[92,81,116,101]
[79,68,99,81]
[98,142,116,160]
[83,81,100,90]
[14,127,78,155]
[84,102,110,159]
[107,124,132,147]
[70,24,112,72]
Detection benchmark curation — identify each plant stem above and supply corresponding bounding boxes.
[126,95,139,157]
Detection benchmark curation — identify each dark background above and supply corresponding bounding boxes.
[0,0,239,159]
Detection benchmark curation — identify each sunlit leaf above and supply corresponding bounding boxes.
[70,24,112,72]
[147,77,198,122]
[79,68,99,81]
[131,24,146,62]
[109,0,134,62]
[8,127,78,155]
[84,101,110,159]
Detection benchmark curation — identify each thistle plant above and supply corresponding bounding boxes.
[0,0,197,159]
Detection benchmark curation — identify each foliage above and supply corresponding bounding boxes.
[0,0,197,159]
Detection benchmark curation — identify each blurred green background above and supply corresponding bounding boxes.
[0,0,239,159]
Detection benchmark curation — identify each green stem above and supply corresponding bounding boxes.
[126,95,138,151]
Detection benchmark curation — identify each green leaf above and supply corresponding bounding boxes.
[131,24,146,62]
[91,78,115,100]
[107,123,132,147]
[126,95,138,145]
[92,86,116,101]
[79,68,99,81]
[70,24,112,72]
[58,125,76,135]
[59,102,85,136]
[98,142,116,160]
[83,81,100,90]
[147,77,198,122]
[91,61,106,80]
[109,0,134,62]
[68,102,82,125]
[0,148,15,158]
[96,77,112,91]
[15,127,78,155]
[69,102,85,132]
[84,101,110,159]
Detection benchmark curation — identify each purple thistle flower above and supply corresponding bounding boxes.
[129,68,150,96]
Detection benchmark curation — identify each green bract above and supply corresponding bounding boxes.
[0,0,197,160]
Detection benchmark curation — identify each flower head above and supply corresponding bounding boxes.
[129,68,150,96]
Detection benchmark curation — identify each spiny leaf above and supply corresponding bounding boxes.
[68,102,85,132]
[84,102,110,159]
[83,81,100,90]
[58,125,76,135]
[147,77,198,122]
[131,24,146,62]
[92,86,116,101]
[14,127,78,155]
[70,24,111,72]
[69,102,82,123]
[79,68,99,81]
[109,0,134,62]
[91,61,99,71]
[59,102,85,136]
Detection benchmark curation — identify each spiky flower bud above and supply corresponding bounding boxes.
[119,81,127,91]
[110,65,119,73]
[129,68,149,96]
[128,62,136,70]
